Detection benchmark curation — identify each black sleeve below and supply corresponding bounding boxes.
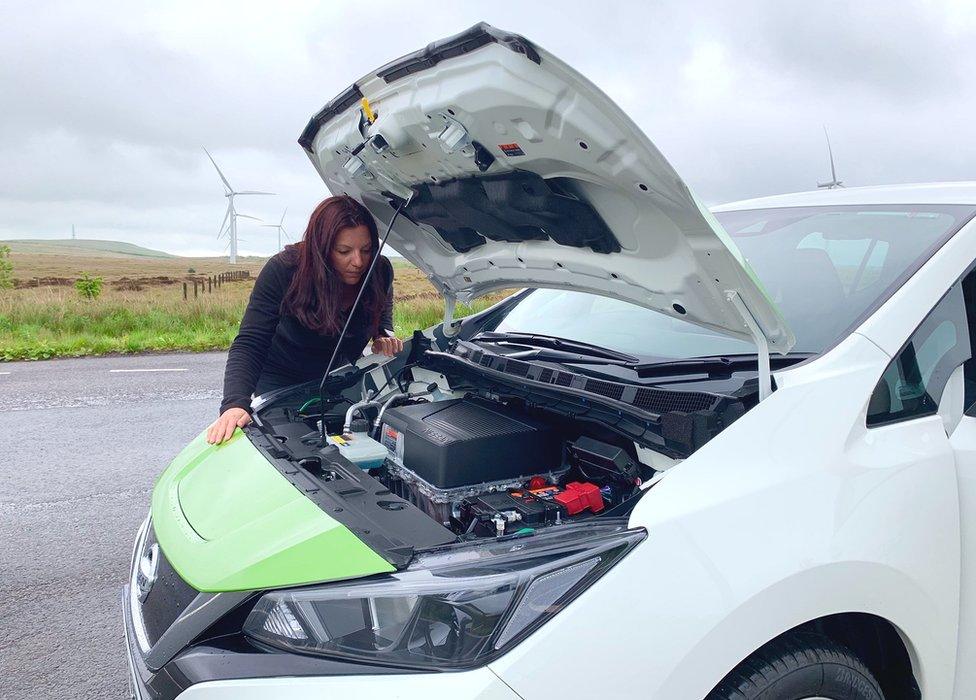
[378,257,395,337]
[219,259,285,414]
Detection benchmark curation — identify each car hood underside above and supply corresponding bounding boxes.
[300,22,794,353]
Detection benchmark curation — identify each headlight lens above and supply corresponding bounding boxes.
[244,520,644,669]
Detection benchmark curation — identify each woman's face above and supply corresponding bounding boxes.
[330,225,373,285]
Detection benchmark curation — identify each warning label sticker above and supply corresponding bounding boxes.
[498,143,525,157]
[381,425,404,464]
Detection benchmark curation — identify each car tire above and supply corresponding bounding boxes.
[706,629,884,700]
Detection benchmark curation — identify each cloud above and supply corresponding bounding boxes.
[0,0,974,256]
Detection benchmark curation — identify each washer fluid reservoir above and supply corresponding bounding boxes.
[327,420,388,469]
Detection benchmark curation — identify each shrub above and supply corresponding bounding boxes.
[0,245,12,289]
[75,273,104,300]
[187,267,196,273]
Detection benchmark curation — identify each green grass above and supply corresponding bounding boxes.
[0,290,247,360]
[0,284,504,361]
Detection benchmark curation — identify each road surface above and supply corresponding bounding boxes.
[0,352,227,699]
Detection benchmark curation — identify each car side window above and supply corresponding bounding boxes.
[867,281,974,427]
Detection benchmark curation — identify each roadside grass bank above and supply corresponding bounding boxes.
[0,273,509,361]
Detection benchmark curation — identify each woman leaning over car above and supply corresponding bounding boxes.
[206,195,403,444]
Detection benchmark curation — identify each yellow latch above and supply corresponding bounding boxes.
[361,97,377,124]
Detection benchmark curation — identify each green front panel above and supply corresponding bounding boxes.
[151,429,394,592]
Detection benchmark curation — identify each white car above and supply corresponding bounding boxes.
[124,23,976,699]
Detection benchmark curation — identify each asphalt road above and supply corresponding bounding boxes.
[0,352,227,699]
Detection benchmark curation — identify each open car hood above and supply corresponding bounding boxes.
[299,23,794,352]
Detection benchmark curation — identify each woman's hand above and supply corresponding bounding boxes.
[206,407,252,445]
[371,336,404,356]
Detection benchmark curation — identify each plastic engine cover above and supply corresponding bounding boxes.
[380,398,562,489]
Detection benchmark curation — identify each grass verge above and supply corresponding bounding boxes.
[0,283,505,361]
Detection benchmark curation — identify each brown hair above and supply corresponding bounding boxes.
[280,196,386,336]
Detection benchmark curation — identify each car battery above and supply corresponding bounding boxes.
[380,398,563,489]
[461,490,566,536]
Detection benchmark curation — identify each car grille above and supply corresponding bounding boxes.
[139,527,199,647]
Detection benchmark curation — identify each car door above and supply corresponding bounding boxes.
[867,270,976,697]
[944,272,976,697]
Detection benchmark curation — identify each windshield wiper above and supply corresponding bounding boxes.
[471,331,640,364]
[633,352,815,378]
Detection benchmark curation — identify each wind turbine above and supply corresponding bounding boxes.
[261,208,290,252]
[817,126,844,189]
[204,148,274,263]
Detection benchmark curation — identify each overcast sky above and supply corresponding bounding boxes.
[2,0,974,257]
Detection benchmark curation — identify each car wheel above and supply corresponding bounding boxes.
[706,629,884,700]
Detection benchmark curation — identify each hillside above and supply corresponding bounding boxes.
[2,239,176,259]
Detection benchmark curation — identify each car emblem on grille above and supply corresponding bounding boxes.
[136,543,159,603]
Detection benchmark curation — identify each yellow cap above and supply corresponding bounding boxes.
[361,97,377,124]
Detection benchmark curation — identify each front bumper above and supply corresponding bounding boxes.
[166,669,521,699]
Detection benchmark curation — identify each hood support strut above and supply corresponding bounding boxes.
[442,293,461,337]
[726,290,772,401]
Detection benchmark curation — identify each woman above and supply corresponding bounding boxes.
[206,195,403,444]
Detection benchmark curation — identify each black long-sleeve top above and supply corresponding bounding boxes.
[220,254,395,414]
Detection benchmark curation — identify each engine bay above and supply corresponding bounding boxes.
[377,396,646,537]
[244,318,763,570]
[249,356,656,552]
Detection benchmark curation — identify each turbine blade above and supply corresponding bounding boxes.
[823,125,838,183]
[259,224,277,228]
[279,207,287,226]
[236,213,261,221]
[218,202,231,236]
[235,191,276,196]
[203,147,233,192]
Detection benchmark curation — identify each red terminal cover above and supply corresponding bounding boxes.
[553,482,605,516]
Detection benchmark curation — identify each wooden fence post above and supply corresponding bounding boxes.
[183,282,187,300]
[208,277,212,293]
[193,280,198,298]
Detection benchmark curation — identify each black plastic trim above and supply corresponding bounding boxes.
[245,428,456,569]
[164,643,428,691]
[145,591,252,672]
[425,349,744,458]
[375,22,540,84]
[298,83,364,152]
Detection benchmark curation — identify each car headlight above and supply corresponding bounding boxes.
[244,520,644,669]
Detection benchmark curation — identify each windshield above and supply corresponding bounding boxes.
[492,203,976,359]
